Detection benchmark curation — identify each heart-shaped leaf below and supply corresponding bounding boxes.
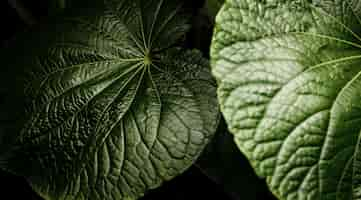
[0,1,220,199]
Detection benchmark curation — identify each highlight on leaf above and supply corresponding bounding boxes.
[211,0,361,199]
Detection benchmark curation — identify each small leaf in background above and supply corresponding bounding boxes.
[189,0,224,57]
[203,0,224,22]
[197,119,277,200]
[48,0,66,13]
[211,0,361,199]
[0,1,220,199]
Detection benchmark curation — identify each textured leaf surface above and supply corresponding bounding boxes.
[0,1,219,200]
[211,0,361,199]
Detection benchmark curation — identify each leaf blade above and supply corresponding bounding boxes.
[1,1,220,200]
[211,0,361,199]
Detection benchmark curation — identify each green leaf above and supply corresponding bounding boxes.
[203,0,224,21]
[211,0,361,199]
[0,1,219,200]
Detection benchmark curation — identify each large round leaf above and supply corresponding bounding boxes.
[0,1,219,199]
[211,0,361,199]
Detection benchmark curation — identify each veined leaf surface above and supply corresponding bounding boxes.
[211,0,361,199]
[0,1,220,199]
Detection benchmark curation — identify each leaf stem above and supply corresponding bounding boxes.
[7,0,37,26]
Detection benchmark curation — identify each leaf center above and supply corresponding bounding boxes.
[143,54,152,66]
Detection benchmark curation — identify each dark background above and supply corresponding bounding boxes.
[0,1,277,200]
